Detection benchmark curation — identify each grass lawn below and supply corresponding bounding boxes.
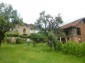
[0,43,85,63]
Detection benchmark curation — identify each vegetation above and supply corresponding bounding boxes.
[28,31,59,50]
[35,11,63,34]
[28,32,46,46]
[16,38,25,44]
[0,43,85,63]
[0,3,23,46]
[47,31,58,50]
[62,42,85,57]
[28,33,46,43]
[29,11,64,50]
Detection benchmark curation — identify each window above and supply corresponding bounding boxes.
[65,31,69,36]
[23,29,26,34]
[77,28,81,35]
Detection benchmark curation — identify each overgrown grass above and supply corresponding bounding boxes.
[0,43,85,63]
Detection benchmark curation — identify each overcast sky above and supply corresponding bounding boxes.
[0,0,85,24]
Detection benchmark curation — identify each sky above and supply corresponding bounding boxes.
[0,0,85,25]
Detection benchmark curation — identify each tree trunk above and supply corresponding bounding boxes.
[0,39,3,47]
[0,32,5,47]
[33,41,36,47]
[0,41,1,47]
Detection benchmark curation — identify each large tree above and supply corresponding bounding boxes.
[35,11,63,34]
[0,3,23,46]
[34,11,64,50]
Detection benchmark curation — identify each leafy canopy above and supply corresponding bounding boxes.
[0,3,23,33]
[35,11,63,34]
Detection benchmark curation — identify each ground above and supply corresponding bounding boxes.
[0,43,85,63]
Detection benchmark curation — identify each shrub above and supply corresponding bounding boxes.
[16,38,25,44]
[63,42,76,54]
[28,33,47,47]
[56,42,63,51]
[62,42,85,57]
[47,31,58,50]
[77,43,85,56]
[7,34,19,37]
[20,34,28,38]
[28,33,46,43]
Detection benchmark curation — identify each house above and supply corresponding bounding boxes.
[9,23,36,35]
[61,18,85,43]
[7,23,36,43]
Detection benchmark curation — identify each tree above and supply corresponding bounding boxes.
[35,11,63,34]
[34,11,63,50]
[0,3,23,47]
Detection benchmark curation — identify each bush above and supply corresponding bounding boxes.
[28,33,46,43]
[77,43,85,56]
[16,38,25,44]
[7,34,19,37]
[56,42,63,51]
[47,31,58,50]
[20,34,28,38]
[62,42,85,57]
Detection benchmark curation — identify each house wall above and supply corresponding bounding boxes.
[7,24,37,43]
[72,36,81,43]
[18,26,30,35]
[71,28,81,43]
[77,22,85,42]
[63,24,85,43]
[67,21,85,42]
[62,19,85,43]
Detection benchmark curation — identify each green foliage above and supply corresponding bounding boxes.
[34,11,64,49]
[47,31,58,50]
[28,31,62,51]
[56,42,63,51]
[0,3,23,33]
[35,11,63,34]
[0,2,23,46]
[20,34,28,38]
[6,34,19,37]
[16,38,21,44]
[28,32,47,47]
[16,38,25,44]
[62,42,85,57]
[28,33,46,43]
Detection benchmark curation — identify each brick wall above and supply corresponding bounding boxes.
[77,22,85,42]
